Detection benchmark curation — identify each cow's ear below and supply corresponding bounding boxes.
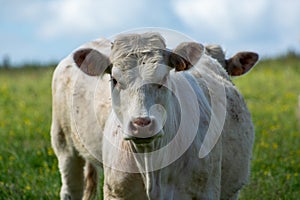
[169,42,204,72]
[73,48,111,76]
[225,52,259,76]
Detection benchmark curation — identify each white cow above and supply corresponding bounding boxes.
[51,32,258,200]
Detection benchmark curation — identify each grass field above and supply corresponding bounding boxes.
[0,56,299,199]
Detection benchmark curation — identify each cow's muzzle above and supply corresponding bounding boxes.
[124,116,163,144]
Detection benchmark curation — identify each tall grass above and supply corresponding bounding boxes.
[0,68,60,199]
[236,57,300,199]
[0,56,299,199]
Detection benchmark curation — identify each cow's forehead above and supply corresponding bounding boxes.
[112,49,164,70]
[110,33,170,83]
[110,32,167,62]
[112,59,170,86]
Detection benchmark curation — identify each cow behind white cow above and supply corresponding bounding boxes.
[51,32,258,200]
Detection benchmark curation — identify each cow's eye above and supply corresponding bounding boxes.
[150,60,159,64]
[111,77,118,88]
[157,77,167,89]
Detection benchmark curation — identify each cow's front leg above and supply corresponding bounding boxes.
[58,152,85,200]
[51,122,85,200]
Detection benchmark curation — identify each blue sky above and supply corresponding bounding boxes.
[1,0,300,65]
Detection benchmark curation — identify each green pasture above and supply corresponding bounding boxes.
[0,56,299,199]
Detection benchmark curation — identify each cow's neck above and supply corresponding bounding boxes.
[131,144,162,199]
[145,170,161,199]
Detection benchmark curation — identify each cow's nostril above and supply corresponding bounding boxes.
[132,117,152,127]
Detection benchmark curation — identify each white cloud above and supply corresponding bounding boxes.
[2,0,300,63]
[272,1,300,43]
[172,0,268,40]
[171,0,300,56]
[19,0,145,39]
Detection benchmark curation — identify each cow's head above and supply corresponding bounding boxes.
[73,33,258,145]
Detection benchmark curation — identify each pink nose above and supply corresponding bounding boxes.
[125,117,162,143]
[128,117,155,138]
[132,117,152,127]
